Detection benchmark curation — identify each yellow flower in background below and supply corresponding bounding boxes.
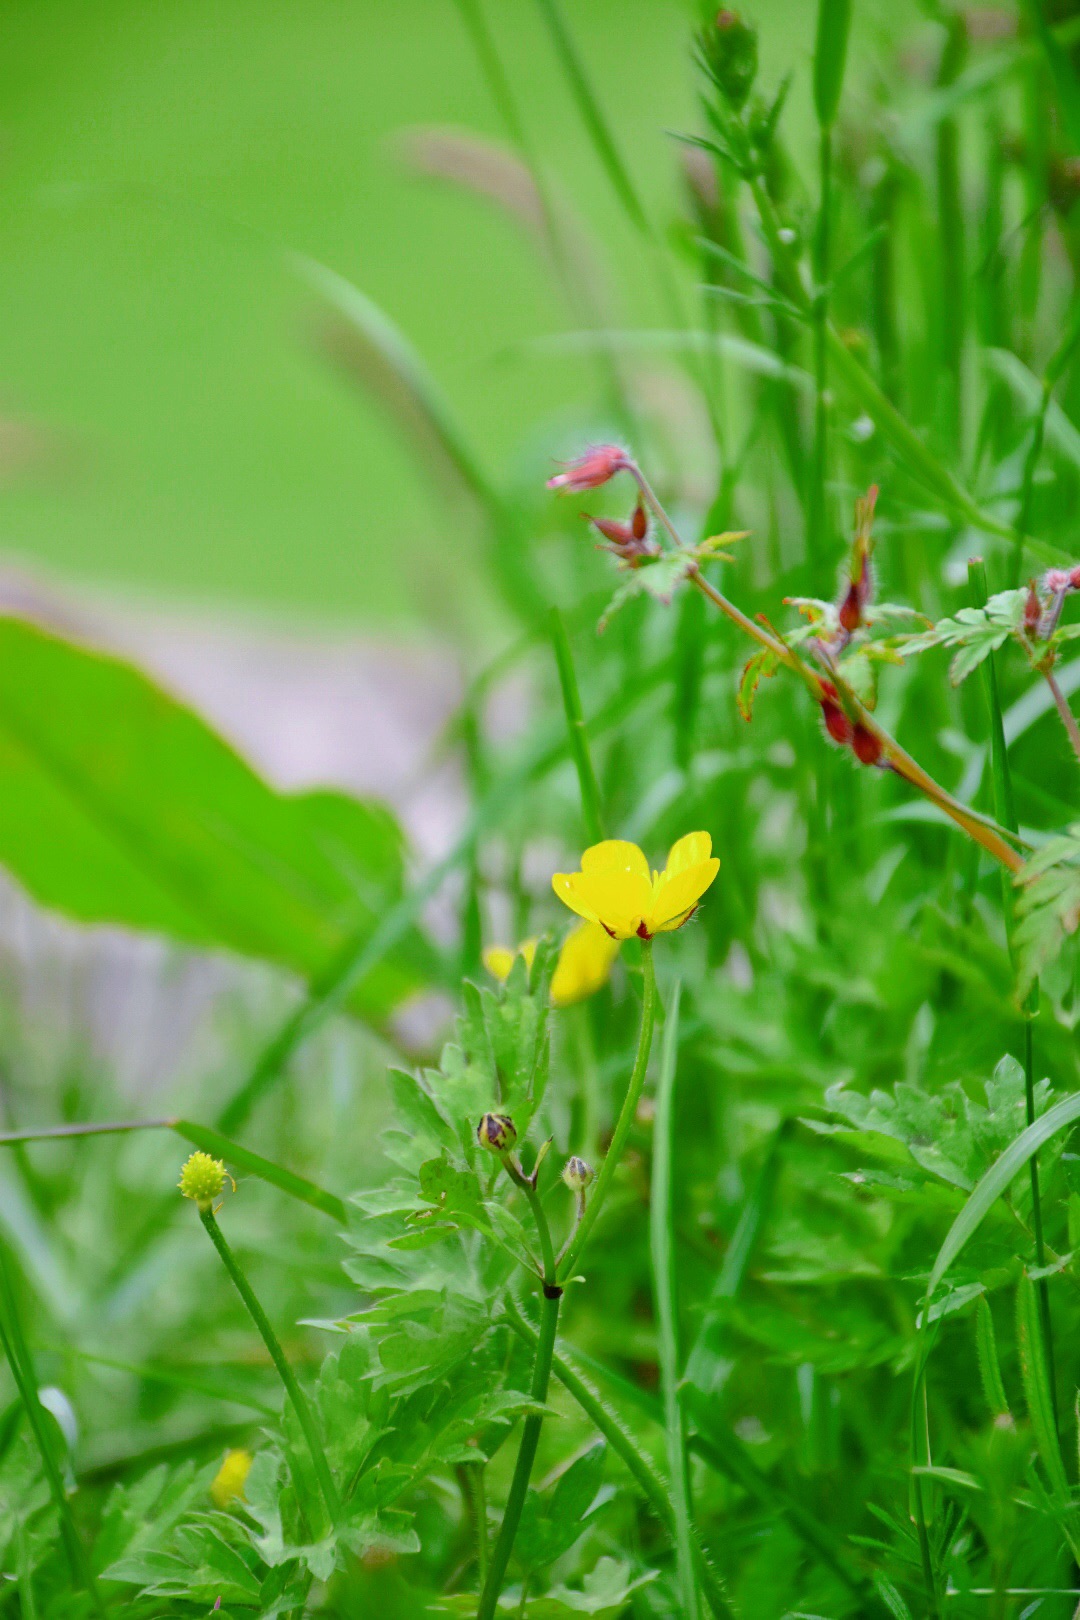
[550,921,620,1006]
[482,938,538,983]
[483,925,617,1007]
[552,834,719,942]
[211,1448,253,1508]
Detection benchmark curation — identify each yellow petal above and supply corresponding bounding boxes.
[663,830,713,878]
[649,857,720,931]
[483,945,516,983]
[519,938,538,971]
[553,872,601,926]
[575,868,653,939]
[580,839,650,880]
[551,922,620,1007]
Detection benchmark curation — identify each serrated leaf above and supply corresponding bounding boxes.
[901,592,1025,685]
[736,648,779,721]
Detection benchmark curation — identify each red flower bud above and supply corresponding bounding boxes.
[852,724,883,766]
[1070,566,1080,591]
[819,685,852,746]
[548,444,629,492]
[1024,580,1042,633]
[838,583,862,634]
[631,500,648,541]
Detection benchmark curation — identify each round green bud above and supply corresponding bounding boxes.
[477,1112,517,1153]
[178,1150,227,1210]
[700,9,758,111]
[562,1155,594,1192]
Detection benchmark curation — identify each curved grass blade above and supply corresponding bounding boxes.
[1016,1273,1068,1500]
[927,1089,1080,1298]
[649,982,701,1620]
[0,1117,346,1223]
[0,1240,107,1618]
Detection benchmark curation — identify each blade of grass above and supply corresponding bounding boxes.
[1016,1272,1069,1500]
[0,1239,107,1619]
[502,1299,733,1619]
[968,557,1055,1418]
[809,0,852,581]
[927,1088,1080,1297]
[649,981,701,1620]
[550,606,605,844]
[0,1118,347,1224]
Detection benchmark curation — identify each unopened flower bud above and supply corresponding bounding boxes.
[562,1155,594,1193]
[547,444,629,493]
[477,1112,517,1153]
[701,9,758,110]
[1044,568,1071,594]
[211,1448,253,1508]
[838,582,862,634]
[1024,580,1042,633]
[1070,566,1080,591]
[178,1150,227,1211]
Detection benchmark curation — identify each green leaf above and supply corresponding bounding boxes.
[1016,1272,1069,1500]
[0,616,431,1018]
[900,592,1026,685]
[516,1442,608,1572]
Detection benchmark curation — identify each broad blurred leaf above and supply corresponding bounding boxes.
[0,615,433,1016]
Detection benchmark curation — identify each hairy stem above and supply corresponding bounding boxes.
[476,1289,560,1619]
[558,940,657,1282]
[1042,666,1080,765]
[199,1208,341,1528]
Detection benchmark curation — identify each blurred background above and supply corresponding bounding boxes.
[2,0,879,630]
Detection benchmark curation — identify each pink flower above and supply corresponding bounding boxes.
[547,444,629,492]
[1044,568,1072,594]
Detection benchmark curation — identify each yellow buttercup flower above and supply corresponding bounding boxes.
[484,925,618,1007]
[552,833,719,942]
[482,938,538,983]
[211,1448,253,1508]
[550,921,620,1006]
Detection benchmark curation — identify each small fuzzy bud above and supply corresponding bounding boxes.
[547,444,629,493]
[852,724,883,766]
[477,1112,517,1153]
[562,1155,594,1193]
[178,1150,227,1211]
[1070,566,1080,591]
[1024,580,1042,633]
[701,10,758,110]
[1044,568,1071,594]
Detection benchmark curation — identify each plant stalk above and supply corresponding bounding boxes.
[476,1288,561,1619]
[199,1208,342,1527]
[558,940,657,1282]
[1042,667,1080,765]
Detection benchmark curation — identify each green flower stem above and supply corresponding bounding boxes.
[476,1287,561,1620]
[198,1208,342,1528]
[502,1300,733,1620]
[558,940,657,1284]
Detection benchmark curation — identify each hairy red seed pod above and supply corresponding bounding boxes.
[852,724,883,766]
[1024,580,1042,633]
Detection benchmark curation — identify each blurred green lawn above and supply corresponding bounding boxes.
[0,0,830,626]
